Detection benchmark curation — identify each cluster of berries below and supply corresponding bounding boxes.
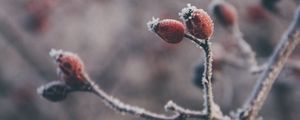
[147,4,214,44]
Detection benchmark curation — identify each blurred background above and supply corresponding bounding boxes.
[0,0,300,120]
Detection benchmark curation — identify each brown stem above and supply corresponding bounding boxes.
[237,6,300,120]
[184,33,205,47]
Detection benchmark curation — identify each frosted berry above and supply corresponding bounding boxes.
[210,1,237,27]
[147,18,185,44]
[49,49,86,86]
[179,4,214,40]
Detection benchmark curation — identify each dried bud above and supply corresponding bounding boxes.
[147,18,185,44]
[37,81,70,102]
[210,1,237,27]
[179,4,214,40]
[49,49,86,86]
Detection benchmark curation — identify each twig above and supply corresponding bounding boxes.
[237,5,300,120]
[253,58,300,74]
[78,73,208,120]
[184,33,205,46]
[202,40,214,119]
[184,33,216,120]
[164,101,207,119]
[231,25,260,72]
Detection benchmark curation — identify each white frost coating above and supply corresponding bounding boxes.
[179,3,197,21]
[36,85,45,95]
[146,17,160,32]
[164,100,174,111]
[36,81,64,95]
[49,48,63,59]
[49,49,78,62]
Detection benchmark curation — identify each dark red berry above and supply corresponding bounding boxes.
[148,18,185,44]
[180,4,214,40]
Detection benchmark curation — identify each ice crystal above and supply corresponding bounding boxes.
[147,17,160,32]
[179,3,197,21]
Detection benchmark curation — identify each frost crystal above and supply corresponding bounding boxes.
[179,3,197,21]
[37,81,64,95]
[49,48,63,60]
[147,17,160,32]
[49,49,78,63]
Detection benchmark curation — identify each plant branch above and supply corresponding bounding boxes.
[164,101,207,119]
[231,25,260,73]
[79,73,208,120]
[184,33,205,47]
[202,40,214,120]
[185,33,218,120]
[237,6,300,120]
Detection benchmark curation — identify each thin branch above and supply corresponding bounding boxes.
[185,33,221,120]
[237,6,300,120]
[202,40,214,120]
[231,25,260,73]
[78,73,208,120]
[252,58,300,74]
[184,33,205,46]
[164,101,208,119]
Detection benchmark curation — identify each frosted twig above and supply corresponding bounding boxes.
[237,5,300,120]
[164,101,208,119]
[251,59,300,74]
[185,33,217,120]
[184,33,205,46]
[202,40,214,120]
[231,25,260,73]
[79,73,209,120]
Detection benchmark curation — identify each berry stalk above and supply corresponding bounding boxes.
[202,40,214,119]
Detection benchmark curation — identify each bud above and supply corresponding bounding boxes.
[37,81,70,102]
[147,18,185,44]
[209,1,237,27]
[49,49,86,86]
[179,4,214,40]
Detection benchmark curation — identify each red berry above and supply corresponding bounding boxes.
[180,4,214,40]
[210,1,237,27]
[148,18,185,44]
[49,49,86,86]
